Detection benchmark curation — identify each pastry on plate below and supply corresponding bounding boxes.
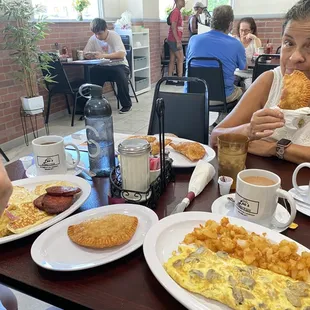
[278,70,310,110]
[151,139,172,155]
[67,214,138,249]
[170,142,206,161]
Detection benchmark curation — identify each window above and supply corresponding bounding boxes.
[158,0,232,21]
[208,0,231,12]
[32,0,101,20]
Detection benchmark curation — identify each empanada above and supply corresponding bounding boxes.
[170,142,206,162]
[278,70,310,110]
[67,214,138,249]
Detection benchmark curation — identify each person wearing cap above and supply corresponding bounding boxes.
[189,2,206,37]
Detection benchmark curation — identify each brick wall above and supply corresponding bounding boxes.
[0,22,112,145]
[0,18,284,146]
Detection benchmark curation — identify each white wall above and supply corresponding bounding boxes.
[104,0,121,19]
[142,0,159,19]
[233,0,298,16]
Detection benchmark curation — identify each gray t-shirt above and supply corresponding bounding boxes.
[84,31,128,66]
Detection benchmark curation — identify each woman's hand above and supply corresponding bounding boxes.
[246,33,257,41]
[248,140,277,157]
[248,108,285,140]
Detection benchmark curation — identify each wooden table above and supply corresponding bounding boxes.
[1,152,310,309]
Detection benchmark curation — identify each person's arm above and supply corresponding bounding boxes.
[84,36,104,60]
[94,35,126,60]
[246,33,262,49]
[191,16,198,34]
[0,161,12,214]
[94,51,125,60]
[236,41,247,70]
[170,10,182,49]
[247,140,310,164]
[210,71,284,146]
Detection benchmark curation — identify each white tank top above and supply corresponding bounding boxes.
[264,67,310,146]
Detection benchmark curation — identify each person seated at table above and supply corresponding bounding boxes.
[188,2,206,37]
[210,0,310,164]
[186,5,246,103]
[234,17,262,90]
[84,18,132,114]
[0,162,17,310]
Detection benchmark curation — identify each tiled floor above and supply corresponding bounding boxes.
[1,84,181,310]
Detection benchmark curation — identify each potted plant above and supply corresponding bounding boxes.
[165,5,173,17]
[181,8,193,21]
[0,0,55,115]
[72,0,90,21]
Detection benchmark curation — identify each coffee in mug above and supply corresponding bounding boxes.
[32,135,81,176]
[234,169,296,229]
[242,176,276,186]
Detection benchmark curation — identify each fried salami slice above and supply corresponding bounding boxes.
[41,195,74,214]
[33,194,46,210]
[45,186,81,197]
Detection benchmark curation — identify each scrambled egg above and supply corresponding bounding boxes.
[164,245,310,309]
[0,182,74,237]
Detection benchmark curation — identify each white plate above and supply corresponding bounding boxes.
[143,212,309,310]
[289,186,310,216]
[31,204,158,271]
[0,175,91,245]
[164,137,216,168]
[26,162,84,178]
[211,194,290,233]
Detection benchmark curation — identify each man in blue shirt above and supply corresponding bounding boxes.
[186,5,246,103]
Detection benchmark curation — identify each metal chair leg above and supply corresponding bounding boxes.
[110,82,120,109]
[45,93,52,125]
[71,93,78,127]
[0,148,9,162]
[64,94,71,114]
[129,79,138,103]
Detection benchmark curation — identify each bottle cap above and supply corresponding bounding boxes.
[118,139,151,156]
[90,85,103,98]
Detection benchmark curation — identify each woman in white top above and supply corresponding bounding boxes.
[237,17,262,66]
[211,0,310,164]
[235,17,262,90]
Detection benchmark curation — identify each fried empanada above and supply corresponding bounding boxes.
[151,139,172,155]
[278,70,310,110]
[67,214,138,249]
[170,142,206,162]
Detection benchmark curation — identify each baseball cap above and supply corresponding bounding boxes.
[194,2,206,8]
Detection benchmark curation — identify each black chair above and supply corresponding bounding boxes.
[187,57,239,114]
[120,35,130,46]
[252,54,280,83]
[161,39,171,77]
[39,53,85,127]
[148,76,209,145]
[109,42,138,109]
[0,148,9,162]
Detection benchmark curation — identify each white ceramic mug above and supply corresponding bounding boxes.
[292,163,310,202]
[32,135,80,176]
[234,169,296,229]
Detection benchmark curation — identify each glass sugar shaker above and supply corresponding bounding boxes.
[118,139,151,193]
